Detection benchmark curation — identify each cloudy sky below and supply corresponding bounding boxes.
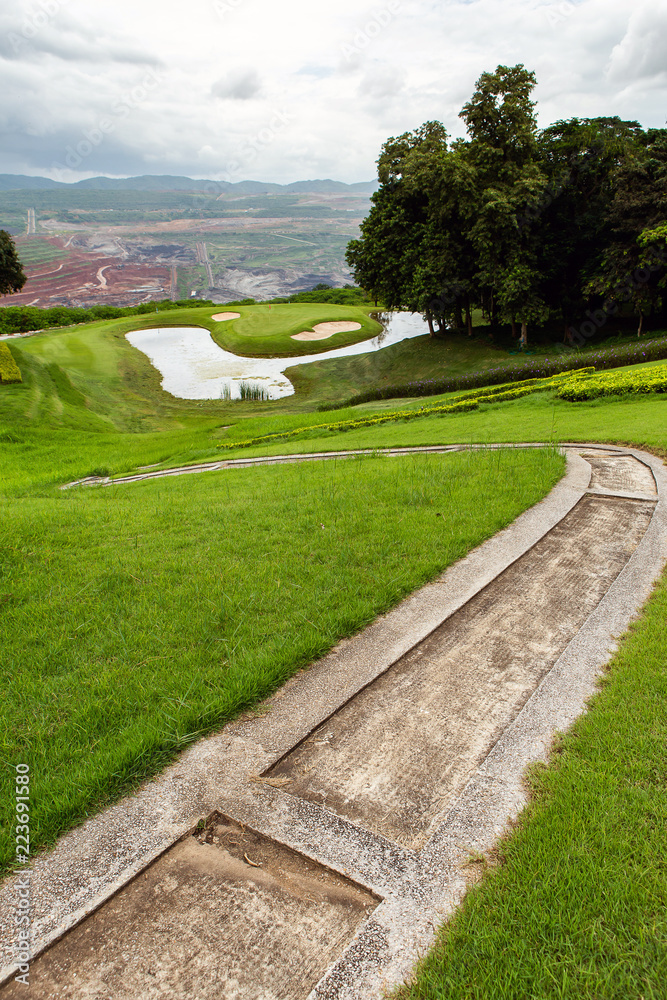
[1,0,665,184]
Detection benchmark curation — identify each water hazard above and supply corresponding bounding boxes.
[125,312,429,400]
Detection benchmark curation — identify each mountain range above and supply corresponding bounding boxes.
[0,174,377,195]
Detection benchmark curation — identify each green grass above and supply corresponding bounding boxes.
[209,301,382,356]
[0,446,564,872]
[394,580,667,1000]
[3,309,667,994]
[288,330,509,405]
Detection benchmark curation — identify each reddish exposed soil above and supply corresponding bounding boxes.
[1,237,174,308]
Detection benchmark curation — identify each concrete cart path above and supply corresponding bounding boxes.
[62,442,551,489]
[4,444,667,1000]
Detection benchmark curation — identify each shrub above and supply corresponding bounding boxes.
[0,342,21,383]
[327,338,667,409]
[555,364,667,401]
[215,370,588,454]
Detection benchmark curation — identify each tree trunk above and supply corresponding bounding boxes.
[426,312,435,337]
[511,316,517,339]
[519,321,528,348]
[490,298,500,339]
[637,310,644,337]
[465,300,473,337]
[454,304,464,331]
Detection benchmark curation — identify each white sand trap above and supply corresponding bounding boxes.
[211,312,241,322]
[291,321,362,342]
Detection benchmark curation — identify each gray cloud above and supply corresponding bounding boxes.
[212,68,262,100]
[358,66,405,100]
[607,8,667,84]
[0,0,664,185]
[0,12,160,67]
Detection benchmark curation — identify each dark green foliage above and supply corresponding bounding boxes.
[329,335,667,408]
[347,66,667,346]
[0,230,26,295]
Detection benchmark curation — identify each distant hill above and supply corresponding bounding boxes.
[0,174,377,195]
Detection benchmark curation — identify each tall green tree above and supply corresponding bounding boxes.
[459,64,548,345]
[0,231,26,296]
[346,122,448,332]
[535,117,645,336]
[587,128,667,334]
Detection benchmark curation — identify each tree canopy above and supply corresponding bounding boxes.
[0,231,26,297]
[346,65,667,345]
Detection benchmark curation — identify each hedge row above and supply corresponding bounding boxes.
[556,364,667,401]
[0,288,366,336]
[217,397,482,453]
[216,370,587,455]
[0,300,218,336]
[0,343,21,384]
[328,336,667,409]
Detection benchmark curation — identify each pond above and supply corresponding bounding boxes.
[125,312,430,400]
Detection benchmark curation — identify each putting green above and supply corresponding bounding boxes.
[207,303,382,358]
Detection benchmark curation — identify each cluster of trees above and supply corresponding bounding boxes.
[0,282,367,336]
[0,230,26,297]
[0,299,225,336]
[346,65,667,345]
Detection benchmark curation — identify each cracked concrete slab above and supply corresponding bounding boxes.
[2,444,666,1000]
[268,494,654,850]
[0,815,378,1000]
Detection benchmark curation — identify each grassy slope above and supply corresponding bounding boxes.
[2,314,667,995]
[0,445,564,872]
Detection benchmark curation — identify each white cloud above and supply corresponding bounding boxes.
[0,0,664,184]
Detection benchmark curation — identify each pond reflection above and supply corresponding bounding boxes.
[126,312,429,400]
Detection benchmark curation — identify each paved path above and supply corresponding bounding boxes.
[62,442,545,490]
[3,444,667,999]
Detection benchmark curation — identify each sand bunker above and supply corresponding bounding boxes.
[211,312,241,322]
[291,321,362,341]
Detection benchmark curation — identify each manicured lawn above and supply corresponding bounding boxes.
[0,445,564,872]
[209,301,382,356]
[3,314,667,996]
[211,390,667,464]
